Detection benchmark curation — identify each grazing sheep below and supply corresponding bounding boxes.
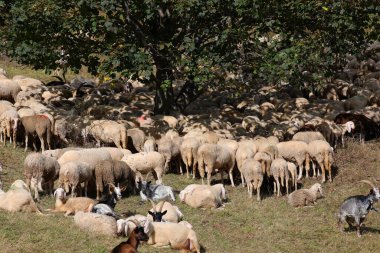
[157,136,182,174]
[147,200,184,223]
[202,131,220,144]
[0,108,19,148]
[127,128,146,153]
[42,147,82,159]
[51,188,96,216]
[0,78,21,102]
[253,151,272,175]
[197,143,235,186]
[24,153,60,200]
[0,186,42,214]
[180,137,201,179]
[270,158,290,197]
[122,152,165,185]
[286,162,298,190]
[179,184,226,209]
[57,148,112,168]
[308,140,334,183]
[276,141,310,180]
[99,147,132,161]
[21,115,53,152]
[58,161,94,197]
[241,159,263,201]
[74,211,117,237]
[287,183,323,207]
[236,140,258,187]
[86,120,128,149]
[292,131,326,144]
[95,160,135,200]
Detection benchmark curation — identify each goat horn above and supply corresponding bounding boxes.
[158,201,166,212]
[359,180,375,189]
[148,198,156,212]
[127,219,140,227]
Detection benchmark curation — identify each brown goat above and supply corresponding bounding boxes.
[110,224,149,253]
[21,115,52,152]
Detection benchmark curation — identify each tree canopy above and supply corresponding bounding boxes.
[1,0,379,114]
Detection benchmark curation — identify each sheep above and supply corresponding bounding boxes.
[0,78,21,102]
[24,153,60,200]
[127,128,146,153]
[42,147,83,159]
[236,140,258,186]
[276,141,310,180]
[253,151,272,175]
[116,215,151,237]
[197,143,235,186]
[95,160,135,200]
[74,211,117,237]
[86,120,128,149]
[287,183,323,207]
[147,200,184,223]
[308,140,334,183]
[270,158,290,197]
[138,181,175,202]
[241,159,263,201]
[143,136,156,152]
[145,221,201,253]
[335,113,379,143]
[122,152,165,185]
[0,108,19,148]
[286,162,298,190]
[157,136,182,174]
[0,181,42,214]
[58,161,94,197]
[202,130,220,144]
[110,220,149,253]
[179,184,226,209]
[292,131,326,144]
[21,114,53,152]
[50,188,96,216]
[57,148,112,168]
[180,137,201,179]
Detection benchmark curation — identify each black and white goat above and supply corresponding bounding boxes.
[138,181,175,202]
[92,183,124,219]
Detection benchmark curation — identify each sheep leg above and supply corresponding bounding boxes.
[12,129,16,148]
[273,181,277,194]
[286,178,289,195]
[192,161,197,179]
[241,172,245,187]
[319,161,326,184]
[71,184,77,197]
[185,162,190,178]
[24,134,29,152]
[311,161,316,178]
[220,170,224,185]
[297,165,303,180]
[229,169,235,187]
[84,181,88,197]
[275,178,281,197]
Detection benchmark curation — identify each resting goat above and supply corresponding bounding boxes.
[110,220,149,253]
[147,199,183,223]
[138,181,175,202]
[337,180,380,237]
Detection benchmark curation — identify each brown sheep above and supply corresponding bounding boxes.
[21,115,53,152]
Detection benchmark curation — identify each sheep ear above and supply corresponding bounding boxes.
[148,211,154,216]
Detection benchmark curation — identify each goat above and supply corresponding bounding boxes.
[92,183,124,218]
[138,181,175,202]
[337,180,380,237]
[111,220,149,253]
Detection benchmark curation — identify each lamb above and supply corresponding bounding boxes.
[241,159,263,201]
[197,143,236,186]
[50,188,96,216]
[24,153,60,200]
[95,160,135,200]
[307,140,334,183]
[21,114,53,152]
[86,120,128,149]
[0,108,19,148]
[179,184,226,209]
[74,211,117,237]
[287,183,323,207]
[270,158,290,197]
[147,200,184,223]
[180,137,201,179]
[138,181,175,202]
[122,152,165,185]
[0,78,21,102]
[58,161,94,197]
[292,131,326,143]
[57,148,112,168]
[0,180,42,213]
[276,141,310,180]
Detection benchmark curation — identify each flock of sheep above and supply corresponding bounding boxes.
[1,43,380,251]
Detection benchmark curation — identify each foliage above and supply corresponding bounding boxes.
[0,1,379,112]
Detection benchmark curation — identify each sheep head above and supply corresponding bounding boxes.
[311,183,323,197]
[53,188,66,200]
[345,121,355,133]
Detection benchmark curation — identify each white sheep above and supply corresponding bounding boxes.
[241,159,263,201]
[276,141,310,180]
[0,78,21,102]
[180,137,201,179]
[179,184,226,209]
[197,143,235,186]
[50,188,96,216]
[292,131,326,143]
[58,161,94,197]
[308,140,334,183]
[122,151,165,185]
[0,108,19,148]
[270,158,290,197]
[287,183,324,207]
[236,140,258,186]
[74,211,117,237]
[286,162,298,190]
[157,136,182,174]
[86,120,128,149]
[24,153,60,200]
[99,147,131,160]
[143,136,157,152]
[253,151,272,175]
[57,148,112,168]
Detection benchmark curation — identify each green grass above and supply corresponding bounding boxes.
[0,140,380,253]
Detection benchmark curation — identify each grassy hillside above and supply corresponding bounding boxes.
[0,140,379,253]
